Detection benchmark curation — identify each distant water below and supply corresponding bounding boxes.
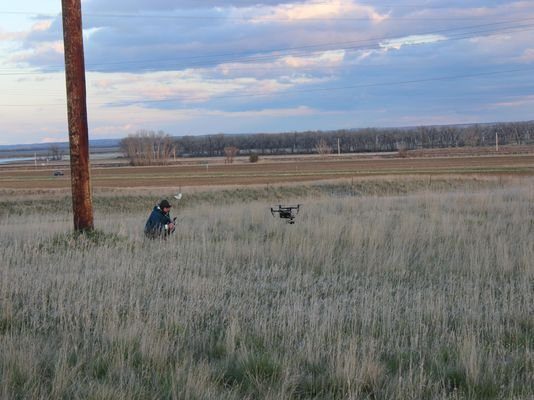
[0,157,36,165]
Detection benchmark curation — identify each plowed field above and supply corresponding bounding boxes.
[1,154,533,189]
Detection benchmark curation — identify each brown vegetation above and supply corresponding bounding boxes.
[1,154,533,190]
[120,130,175,166]
[224,146,239,164]
[315,139,332,157]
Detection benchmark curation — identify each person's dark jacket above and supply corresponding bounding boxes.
[144,206,173,238]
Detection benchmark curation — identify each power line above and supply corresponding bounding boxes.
[1,18,533,75]
[83,18,534,68]
[0,6,526,21]
[2,66,533,107]
[129,23,534,72]
[0,3,499,15]
[80,13,509,22]
[6,74,534,98]
[109,66,534,105]
[2,23,533,81]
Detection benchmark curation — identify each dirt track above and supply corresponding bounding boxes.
[1,154,533,189]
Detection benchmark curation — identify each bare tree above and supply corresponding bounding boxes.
[315,139,332,157]
[464,126,481,147]
[120,130,174,166]
[397,143,408,158]
[168,121,534,159]
[224,146,239,164]
[48,145,64,161]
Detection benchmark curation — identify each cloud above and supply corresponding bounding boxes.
[10,40,64,65]
[14,0,533,77]
[84,0,323,13]
[41,136,67,143]
[83,104,329,139]
[282,50,345,68]
[5,18,62,67]
[91,123,137,138]
[490,95,534,108]
[9,1,387,74]
[179,105,317,118]
[379,34,447,51]
[518,48,534,63]
[87,68,330,108]
[0,19,53,43]
[83,27,104,41]
[0,30,26,42]
[32,20,53,32]
[457,29,534,67]
[246,0,388,23]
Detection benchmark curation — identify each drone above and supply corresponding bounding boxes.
[270,204,301,224]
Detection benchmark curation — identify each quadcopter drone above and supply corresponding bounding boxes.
[270,204,301,224]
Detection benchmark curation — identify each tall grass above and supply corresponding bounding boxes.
[0,179,533,399]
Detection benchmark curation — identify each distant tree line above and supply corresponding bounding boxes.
[173,121,533,157]
[120,121,534,163]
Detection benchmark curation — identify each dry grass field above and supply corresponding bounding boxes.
[0,176,533,399]
[1,153,533,189]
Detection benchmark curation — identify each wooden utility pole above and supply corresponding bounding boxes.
[61,0,94,231]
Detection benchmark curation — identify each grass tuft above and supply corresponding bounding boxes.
[220,352,282,394]
[38,229,126,253]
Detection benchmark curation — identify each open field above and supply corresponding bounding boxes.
[1,153,534,189]
[0,177,533,399]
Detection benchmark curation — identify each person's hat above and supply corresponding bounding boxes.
[159,199,172,208]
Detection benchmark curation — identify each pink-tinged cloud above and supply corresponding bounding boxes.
[84,104,327,135]
[10,41,64,64]
[244,0,388,24]
[95,105,320,122]
[0,20,53,43]
[214,51,346,78]
[32,21,53,32]
[282,50,345,68]
[41,136,67,143]
[0,30,26,42]
[491,95,534,108]
[91,124,137,138]
[86,69,329,106]
[519,49,534,63]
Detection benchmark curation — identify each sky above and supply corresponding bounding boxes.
[0,0,533,145]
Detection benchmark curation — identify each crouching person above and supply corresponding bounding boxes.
[144,199,175,239]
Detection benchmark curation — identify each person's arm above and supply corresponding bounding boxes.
[164,215,175,232]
